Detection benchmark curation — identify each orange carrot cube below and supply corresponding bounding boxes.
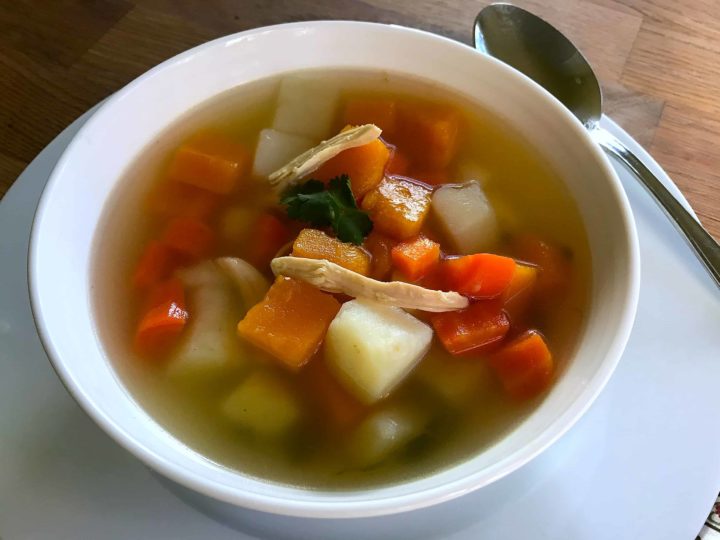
[161,216,215,259]
[292,228,371,275]
[363,231,397,280]
[391,235,441,281]
[134,300,189,355]
[361,177,432,240]
[147,182,220,220]
[487,330,554,399]
[244,213,292,270]
[431,300,510,355]
[132,241,178,289]
[237,277,341,370]
[167,131,250,194]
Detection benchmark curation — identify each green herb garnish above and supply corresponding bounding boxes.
[281,175,373,245]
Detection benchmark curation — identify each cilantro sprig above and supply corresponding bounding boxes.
[280,175,373,245]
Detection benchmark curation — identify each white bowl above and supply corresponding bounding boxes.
[29,21,640,518]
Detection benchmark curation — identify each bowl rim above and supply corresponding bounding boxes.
[28,20,640,518]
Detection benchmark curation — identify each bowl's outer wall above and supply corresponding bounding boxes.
[29,21,639,518]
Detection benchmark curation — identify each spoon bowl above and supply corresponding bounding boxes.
[475,3,720,288]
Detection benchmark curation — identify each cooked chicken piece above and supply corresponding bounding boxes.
[270,256,468,312]
[268,124,382,193]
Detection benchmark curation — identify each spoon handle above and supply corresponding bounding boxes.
[593,127,720,288]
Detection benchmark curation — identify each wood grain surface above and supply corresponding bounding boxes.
[1,0,718,239]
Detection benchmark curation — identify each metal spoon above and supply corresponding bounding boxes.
[474,3,720,288]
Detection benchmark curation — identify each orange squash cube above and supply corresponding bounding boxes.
[292,229,371,275]
[397,103,460,169]
[167,131,250,194]
[361,177,432,240]
[363,231,397,280]
[343,98,398,136]
[314,138,391,198]
[237,277,341,370]
[488,331,553,400]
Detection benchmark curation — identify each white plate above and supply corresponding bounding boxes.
[0,111,718,540]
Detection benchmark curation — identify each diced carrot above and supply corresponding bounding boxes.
[343,98,397,136]
[292,229,371,275]
[431,300,510,355]
[161,216,215,259]
[134,300,189,355]
[501,263,538,323]
[146,182,220,220]
[363,231,397,280]
[167,131,250,194]
[314,138,391,198]
[391,235,441,281]
[303,358,365,428]
[512,234,571,300]
[132,241,178,289]
[237,277,341,370]
[439,254,516,298]
[408,168,450,186]
[487,330,553,400]
[386,148,410,177]
[361,176,432,240]
[244,213,292,270]
[144,276,186,312]
[397,103,460,169]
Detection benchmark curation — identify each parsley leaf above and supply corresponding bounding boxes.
[280,175,373,245]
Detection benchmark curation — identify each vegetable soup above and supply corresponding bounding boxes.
[94,70,591,489]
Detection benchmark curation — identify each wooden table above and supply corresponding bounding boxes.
[1,0,718,240]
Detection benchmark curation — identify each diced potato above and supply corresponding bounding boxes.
[252,128,315,177]
[361,177,432,240]
[222,371,301,437]
[168,262,244,379]
[292,228,371,275]
[413,345,494,408]
[272,76,339,139]
[218,206,260,246]
[431,181,499,254]
[347,401,429,468]
[324,299,432,403]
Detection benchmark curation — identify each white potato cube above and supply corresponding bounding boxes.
[348,401,429,468]
[431,180,499,254]
[413,346,493,408]
[222,371,301,437]
[272,76,339,139]
[325,300,432,404]
[252,128,315,177]
[168,262,244,379]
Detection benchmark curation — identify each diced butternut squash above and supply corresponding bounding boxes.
[291,228,371,275]
[147,182,220,220]
[363,231,397,280]
[272,76,339,139]
[325,299,432,403]
[501,263,538,323]
[431,300,510,355]
[391,235,440,282]
[161,216,215,259]
[252,128,315,177]
[314,138,391,198]
[512,234,571,301]
[237,277,341,370]
[487,330,554,400]
[132,241,178,289]
[168,262,244,379]
[347,400,429,468]
[432,181,499,254]
[386,148,410,177]
[243,213,291,270]
[361,177,432,240]
[222,371,301,437]
[413,345,494,408]
[397,103,460,169]
[167,131,249,194]
[439,254,516,298]
[303,359,366,429]
[343,98,397,136]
